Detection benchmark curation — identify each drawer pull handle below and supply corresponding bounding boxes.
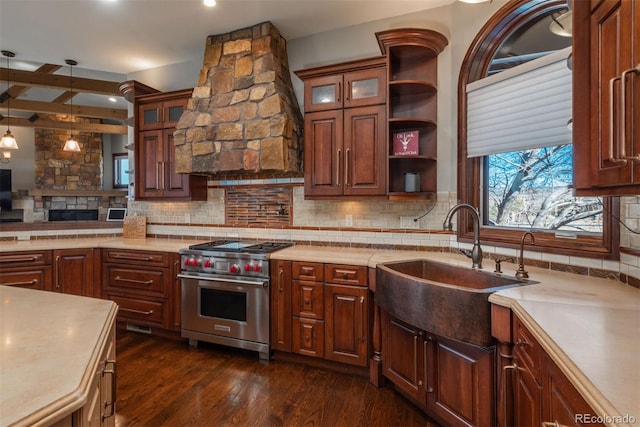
[0,255,41,263]
[113,254,154,261]
[2,279,37,287]
[102,359,117,420]
[515,338,529,347]
[115,276,154,285]
[120,307,154,316]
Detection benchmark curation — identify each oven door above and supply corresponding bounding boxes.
[179,273,269,345]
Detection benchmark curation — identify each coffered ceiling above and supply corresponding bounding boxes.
[0,0,454,134]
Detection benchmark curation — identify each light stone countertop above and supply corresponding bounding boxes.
[275,245,640,425]
[0,237,209,253]
[2,239,639,424]
[0,286,118,427]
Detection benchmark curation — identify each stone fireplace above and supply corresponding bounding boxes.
[174,21,304,176]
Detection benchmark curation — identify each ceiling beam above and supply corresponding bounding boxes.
[9,64,62,98]
[0,116,128,134]
[4,98,128,120]
[0,67,123,96]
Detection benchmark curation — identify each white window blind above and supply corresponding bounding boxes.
[466,46,572,158]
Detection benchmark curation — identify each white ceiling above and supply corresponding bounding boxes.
[0,0,454,75]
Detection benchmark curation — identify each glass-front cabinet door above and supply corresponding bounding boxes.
[305,75,343,112]
[343,67,386,109]
[303,67,386,112]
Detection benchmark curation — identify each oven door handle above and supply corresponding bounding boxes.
[178,273,268,287]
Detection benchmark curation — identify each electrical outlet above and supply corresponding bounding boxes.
[345,214,353,227]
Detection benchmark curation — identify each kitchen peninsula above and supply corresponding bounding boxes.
[0,286,118,427]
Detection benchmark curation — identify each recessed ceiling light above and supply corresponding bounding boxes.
[203,0,216,7]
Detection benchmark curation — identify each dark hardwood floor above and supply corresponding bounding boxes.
[114,330,438,427]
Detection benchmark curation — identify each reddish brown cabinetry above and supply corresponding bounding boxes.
[292,261,325,358]
[492,307,604,427]
[381,311,494,427]
[135,89,207,200]
[270,260,370,367]
[573,0,640,194]
[296,58,387,199]
[0,251,52,290]
[376,29,448,199]
[270,260,293,352]
[102,248,175,331]
[52,248,96,296]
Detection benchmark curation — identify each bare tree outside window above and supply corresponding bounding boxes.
[486,145,602,232]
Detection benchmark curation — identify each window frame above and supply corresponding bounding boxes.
[457,0,619,260]
[112,152,130,189]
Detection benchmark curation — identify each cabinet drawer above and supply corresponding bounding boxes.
[324,264,367,286]
[292,261,324,282]
[292,317,325,358]
[0,267,51,290]
[104,266,167,297]
[0,250,52,268]
[513,316,541,380]
[108,293,168,328]
[103,249,169,267]
[292,280,324,319]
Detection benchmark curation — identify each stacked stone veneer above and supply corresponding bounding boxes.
[35,128,103,190]
[174,21,303,176]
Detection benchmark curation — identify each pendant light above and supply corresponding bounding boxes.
[63,59,81,152]
[0,50,19,161]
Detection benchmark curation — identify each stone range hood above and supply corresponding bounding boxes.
[174,22,304,176]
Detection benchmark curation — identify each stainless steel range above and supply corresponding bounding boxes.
[178,240,293,360]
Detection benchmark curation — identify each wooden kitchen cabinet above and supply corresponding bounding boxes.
[324,263,369,366]
[381,310,494,427]
[270,260,293,352]
[52,248,95,297]
[573,0,640,195]
[376,28,448,199]
[492,307,604,427]
[301,66,386,112]
[0,250,52,290]
[134,89,207,201]
[292,261,325,358]
[296,57,387,199]
[102,248,173,331]
[271,260,370,367]
[381,310,426,404]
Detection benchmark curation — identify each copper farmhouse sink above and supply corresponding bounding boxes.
[376,259,536,347]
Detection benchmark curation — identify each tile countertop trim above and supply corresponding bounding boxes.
[2,240,638,424]
[0,287,118,427]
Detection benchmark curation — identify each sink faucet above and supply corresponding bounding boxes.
[443,203,483,269]
[516,232,535,279]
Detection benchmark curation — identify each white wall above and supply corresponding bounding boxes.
[286,1,506,192]
[2,127,35,191]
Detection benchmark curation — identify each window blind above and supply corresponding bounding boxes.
[466,46,572,158]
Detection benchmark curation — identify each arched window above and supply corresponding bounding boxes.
[457,0,619,259]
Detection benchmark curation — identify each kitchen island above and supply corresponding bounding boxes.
[0,286,118,427]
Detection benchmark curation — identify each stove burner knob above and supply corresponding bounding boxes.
[253,264,262,272]
[230,264,240,274]
[244,263,252,272]
[204,259,212,268]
